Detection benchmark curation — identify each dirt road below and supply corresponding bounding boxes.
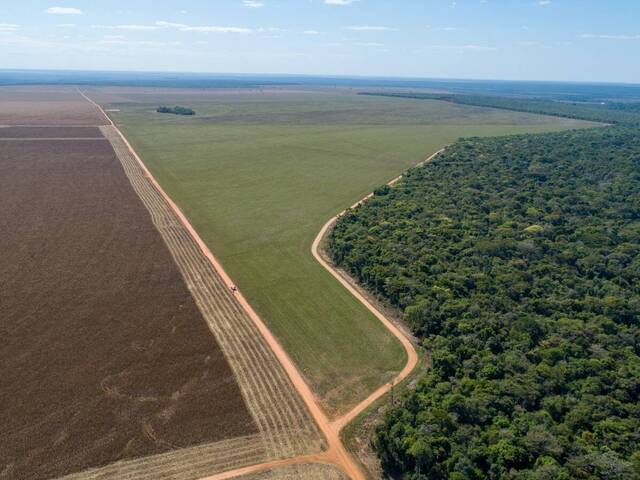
[80,88,443,479]
[312,148,445,434]
[203,148,444,479]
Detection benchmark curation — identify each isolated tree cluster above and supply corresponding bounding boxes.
[157,105,195,116]
[329,125,640,479]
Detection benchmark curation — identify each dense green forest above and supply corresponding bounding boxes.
[361,92,640,127]
[329,123,640,479]
[157,105,195,115]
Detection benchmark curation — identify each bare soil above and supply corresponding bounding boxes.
[0,101,106,125]
[0,87,107,125]
[0,138,257,480]
[0,126,102,138]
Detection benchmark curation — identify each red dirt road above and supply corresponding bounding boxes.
[197,150,446,480]
[78,90,368,480]
[314,149,445,434]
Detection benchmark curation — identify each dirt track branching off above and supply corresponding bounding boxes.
[103,89,596,415]
[78,88,600,480]
[4,86,597,480]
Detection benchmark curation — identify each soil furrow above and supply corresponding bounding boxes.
[99,124,324,466]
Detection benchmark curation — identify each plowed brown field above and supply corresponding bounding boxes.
[0,87,107,126]
[0,137,257,479]
[0,126,102,138]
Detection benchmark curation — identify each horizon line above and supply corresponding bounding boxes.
[1,67,639,88]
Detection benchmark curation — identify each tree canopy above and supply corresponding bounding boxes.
[329,125,640,479]
[361,92,640,127]
[157,105,195,116]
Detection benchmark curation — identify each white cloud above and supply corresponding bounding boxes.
[356,42,384,47]
[0,34,33,45]
[422,44,497,51]
[324,0,358,5]
[582,33,640,40]
[428,26,461,32]
[256,27,284,33]
[155,21,252,33]
[99,39,180,47]
[96,24,160,31]
[56,23,75,28]
[242,0,264,7]
[45,7,83,15]
[0,23,19,32]
[184,26,252,33]
[537,0,552,5]
[346,25,392,31]
[303,30,320,35]
[155,21,188,28]
[94,21,253,34]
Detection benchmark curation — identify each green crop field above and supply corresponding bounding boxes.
[97,88,597,414]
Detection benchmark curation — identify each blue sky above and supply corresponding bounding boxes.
[1,0,638,83]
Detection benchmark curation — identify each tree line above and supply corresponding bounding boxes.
[329,102,640,479]
[360,92,640,127]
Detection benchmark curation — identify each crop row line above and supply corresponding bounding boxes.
[61,434,266,480]
[97,126,323,478]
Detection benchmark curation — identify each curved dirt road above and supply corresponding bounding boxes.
[203,147,444,479]
[312,147,445,433]
[80,88,443,479]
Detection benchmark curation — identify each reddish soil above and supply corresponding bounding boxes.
[0,101,106,125]
[0,87,107,125]
[0,138,257,480]
[0,126,102,138]
[0,86,90,102]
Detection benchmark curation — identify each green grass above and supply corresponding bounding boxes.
[101,89,596,414]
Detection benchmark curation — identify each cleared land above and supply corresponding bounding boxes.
[100,124,324,465]
[0,88,323,480]
[0,126,102,138]
[0,87,107,126]
[95,87,597,414]
[0,137,255,479]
